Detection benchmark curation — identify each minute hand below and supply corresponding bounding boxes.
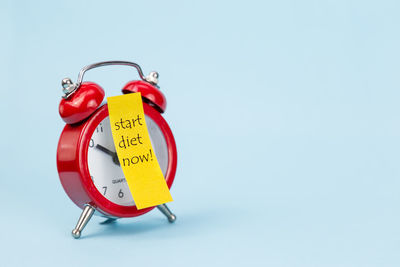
[95,144,120,166]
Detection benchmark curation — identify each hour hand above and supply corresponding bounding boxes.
[95,144,120,166]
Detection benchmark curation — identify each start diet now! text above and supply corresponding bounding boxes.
[113,115,154,167]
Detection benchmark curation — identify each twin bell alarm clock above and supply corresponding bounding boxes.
[56,61,177,239]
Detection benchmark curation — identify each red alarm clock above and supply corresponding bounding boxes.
[57,61,177,239]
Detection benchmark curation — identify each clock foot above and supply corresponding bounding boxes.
[71,204,95,239]
[157,204,176,223]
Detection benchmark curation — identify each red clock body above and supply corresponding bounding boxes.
[56,102,177,218]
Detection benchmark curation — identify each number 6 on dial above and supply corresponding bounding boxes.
[57,61,178,239]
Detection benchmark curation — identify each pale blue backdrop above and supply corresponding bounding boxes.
[0,1,399,266]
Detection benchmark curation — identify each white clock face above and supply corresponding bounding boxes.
[87,115,169,206]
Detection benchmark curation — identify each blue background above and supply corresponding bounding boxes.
[1,0,399,266]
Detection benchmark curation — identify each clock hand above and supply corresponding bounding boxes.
[96,144,116,156]
[95,144,120,166]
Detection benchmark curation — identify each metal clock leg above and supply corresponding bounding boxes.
[157,204,176,223]
[71,204,95,239]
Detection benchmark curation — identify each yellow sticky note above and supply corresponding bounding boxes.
[107,93,173,209]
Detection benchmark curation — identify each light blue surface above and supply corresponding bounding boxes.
[1,0,399,266]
